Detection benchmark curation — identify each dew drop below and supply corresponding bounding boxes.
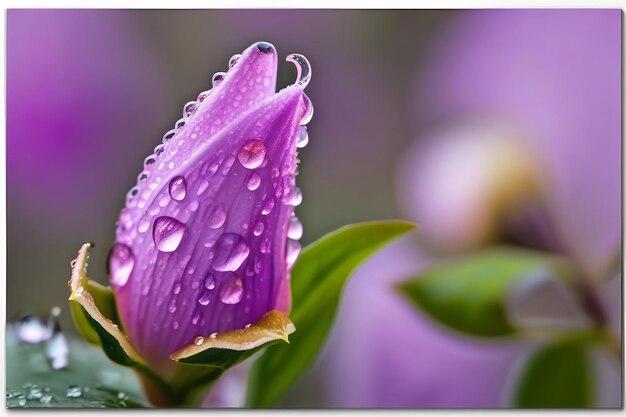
[219,273,243,304]
[229,54,241,68]
[204,273,216,290]
[197,179,209,195]
[212,72,226,87]
[296,126,309,148]
[209,332,218,339]
[154,144,165,158]
[208,204,227,229]
[286,187,303,206]
[198,291,211,306]
[246,172,261,191]
[17,315,49,344]
[168,176,187,201]
[286,53,312,88]
[286,239,302,269]
[175,119,186,129]
[197,90,210,102]
[194,336,204,346]
[192,312,200,325]
[152,216,185,252]
[172,282,182,295]
[183,101,198,117]
[66,386,82,398]
[108,243,134,287]
[287,216,303,240]
[300,94,314,125]
[238,140,266,169]
[213,233,250,272]
[189,200,199,212]
[260,239,270,254]
[261,199,275,215]
[253,222,265,237]
[163,129,176,143]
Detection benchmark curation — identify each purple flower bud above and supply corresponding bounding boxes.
[107,42,312,376]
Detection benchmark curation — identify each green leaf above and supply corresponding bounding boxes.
[246,220,416,407]
[70,280,120,346]
[513,334,597,408]
[397,246,574,337]
[68,243,144,367]
[5,326,147,408]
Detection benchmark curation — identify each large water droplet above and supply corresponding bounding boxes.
[208,204,226,229]
[286,53,312,88]
[246,172,261,191]
[286,239,301,269]
[108,243,134,287]
[153,216,185,252]
[238,140,266,169]
[168,176,187,201]
[287,216,303,240]
[219,274,243,304]
[296,126,309,148]
[213,233,250,272]
[286,187,303,206]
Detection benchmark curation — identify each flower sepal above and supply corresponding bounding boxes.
[68,242,295,406]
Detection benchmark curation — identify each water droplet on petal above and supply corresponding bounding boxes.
[212,72,226,87]
[168,176,187,201]
[261,199,275,215]
[183,101,198,117]
[246,172,261,191]
[219,274,243,304]
[208,204,226,229]
[172,282,182,295]
[153,216,185,252]
[175,118,186,129]
[238,140,266,169]
[253,222,265,237]
[108,243,134,287]
[197,180,209,195]
[209,332,218,339]
[198,291,211,306]
[192,312,200,325]
[229,54,241,68]
[213,233,250,271]
[194,336,204,346]
[163,129,176,143]
[300,94,314,125]
[197,91,210,102]
[286,187,303,206]
[296,126,309,148]
[286,239,302,269]
[204,273,216,290]
[287,216,303,240]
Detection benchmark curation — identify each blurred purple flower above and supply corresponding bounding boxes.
[321,9,620,408]
[108,42,312,377]
[7,10,164,214]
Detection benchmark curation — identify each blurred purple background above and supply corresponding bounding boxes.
[7,9,621,408]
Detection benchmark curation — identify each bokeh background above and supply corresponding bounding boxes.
[7,9,622,408]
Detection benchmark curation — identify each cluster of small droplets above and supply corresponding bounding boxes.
[122,50,246,210]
